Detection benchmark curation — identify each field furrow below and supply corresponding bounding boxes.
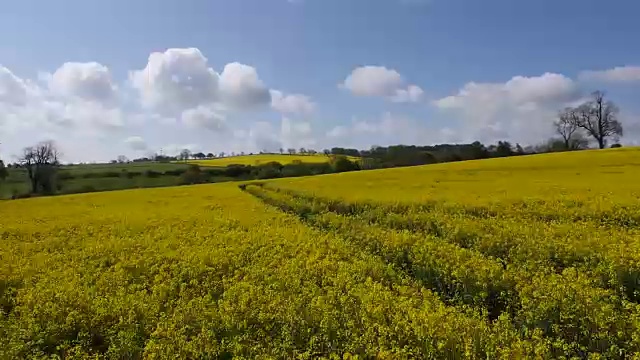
[268,185,640,302]
[244,183,640,357]
[0,185,554,359]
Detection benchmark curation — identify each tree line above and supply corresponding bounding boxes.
[0,91,627,199]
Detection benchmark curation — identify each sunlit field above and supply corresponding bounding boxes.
[3,148,640,358]
[187,154,359,167]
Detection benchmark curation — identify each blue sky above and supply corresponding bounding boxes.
[1,0,639,162]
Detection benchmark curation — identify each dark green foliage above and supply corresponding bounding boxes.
[0,160,7,182]
[180,165,205,185]
[143,170,162,178]
[330,156,360,173]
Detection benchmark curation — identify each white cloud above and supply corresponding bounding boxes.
[327,125,349,138]
[48,62,117,103]
[0,67,123,136]
[129,48,220,112]
[124,136,147,151]
[161,143,201,156]
[219,62,271,109]
[433,72,581,143]
[246,121,283,152]
[60,101,125,129]
[281,117,315,149]
[326,112,427,148]
[270,90,316,115]
[0,66,29,105]
[341,66,424,103]
[579,66,640,83]
[240,117,317,153]
[129,48,272,113]
[391,84,424,103]
[181,105,226,132]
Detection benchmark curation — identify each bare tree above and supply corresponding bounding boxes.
[19,141,61,194]
[287,148,296,155]
[555,107,580,150]
[575,91,623,149]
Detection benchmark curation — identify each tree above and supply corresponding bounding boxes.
[206,153,215,159]
[279,148,284,155]
[19,141,61,194]
[569,133,590,150]
[330,155,359,173]
[494,141,513,157]
[219,152,226,158]
[299,148,306,154]
[193,152,206,160]
[0,159,7,182]
[179,149,192,162]
[575,91,623,149]
[287,148,296,155]
[117,155,128,164]
[323,149,331,157]
[555,107,581,150]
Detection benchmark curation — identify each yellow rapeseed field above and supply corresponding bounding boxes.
[3,147,640,358]
[186,154,358,167]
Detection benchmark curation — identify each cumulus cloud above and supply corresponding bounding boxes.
[433,72,581,143]
[124,136,147,151]
[0,65,123,134]
[281,117,315,149]
[239,117,317,153]
[341,66,424,103]
[579,66,640,83]
[246,121,283,152]
[62,101,125,129]
[129,48,271,113]
[328,112,413,137]
[219,62,271,109]
[161,143,201,156]
[129,48,220,112]
[270,90,316,115]
[0,66,29,105]
[48,62,117,103]
[325,112,430,149]
[181,105,226,132]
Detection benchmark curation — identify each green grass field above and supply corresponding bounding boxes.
[60,162,189,174]
[0,162,191,198]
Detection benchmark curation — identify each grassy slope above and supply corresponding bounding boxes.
[0,162,191,198]
[60,162,189,174]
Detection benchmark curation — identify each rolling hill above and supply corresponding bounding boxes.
[2,148,640,358]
